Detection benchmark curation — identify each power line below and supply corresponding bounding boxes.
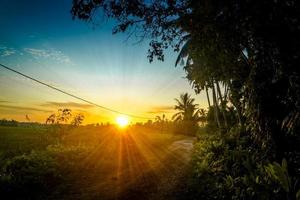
[0,63,154,120]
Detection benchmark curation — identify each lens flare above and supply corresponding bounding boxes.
[116,115,129,128]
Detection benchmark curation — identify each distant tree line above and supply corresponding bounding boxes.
[0,119,18,127]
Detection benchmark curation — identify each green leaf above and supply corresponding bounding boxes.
[264,159,291,193]
[296,189,300,200]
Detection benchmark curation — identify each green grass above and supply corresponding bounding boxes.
[0,125,192,200]
[0,126,53,159]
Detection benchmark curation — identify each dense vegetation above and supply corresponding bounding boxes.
[71,0,300,199]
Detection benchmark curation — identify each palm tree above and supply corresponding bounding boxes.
[155,114,166,133]
[172,93,199,122]
[198,108,207,126]
[155,114,166,124]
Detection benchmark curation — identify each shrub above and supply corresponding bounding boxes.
[188,129,292,200]
[172,121,198,136]
[46,144,90,172]
[0,144,90,199]
[0,151,61,199]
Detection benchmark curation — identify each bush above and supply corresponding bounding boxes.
[0,144,90,199]
[0,151,61,199]
[172,121,198,136]
[46,144,90,172]
[186,128,292,200]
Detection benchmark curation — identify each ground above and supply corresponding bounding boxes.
[0,126,195,200]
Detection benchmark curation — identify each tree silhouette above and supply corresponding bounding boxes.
[46,109,72,124]
[155,114,166,133]
[172,93,199,123]
[155,114,166,124]
[171,93,200,135]
[71,114,85,126]
[198,108,207,126]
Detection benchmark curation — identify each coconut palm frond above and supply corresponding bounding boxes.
[172,112,183,120]
[175,39,191,67]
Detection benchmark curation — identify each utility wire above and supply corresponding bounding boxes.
[0,63,154,120]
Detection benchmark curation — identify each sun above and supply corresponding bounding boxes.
[115,115,130,128]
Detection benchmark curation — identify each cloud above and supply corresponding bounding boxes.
[42,101,94,109]
[147,105,174,114]
[0,46,16,57]
[0,104,52,113]
[0,46,71,63]
[24,48,72,64]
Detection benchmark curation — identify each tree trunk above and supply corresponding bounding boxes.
[216,81,228,128]
[205,86,211,107]
[229,95,242,126]
[224,84,228,101]
[212,81,221,129]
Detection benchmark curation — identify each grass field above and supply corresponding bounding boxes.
[0,125,194,200]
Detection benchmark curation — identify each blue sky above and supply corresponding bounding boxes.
[0,0,207,123]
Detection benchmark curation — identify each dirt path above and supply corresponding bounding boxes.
[119,136,196,200]
[146,137,196,200]
[168,138,195,161]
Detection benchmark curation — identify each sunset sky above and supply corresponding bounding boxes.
[0,0,207,124]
